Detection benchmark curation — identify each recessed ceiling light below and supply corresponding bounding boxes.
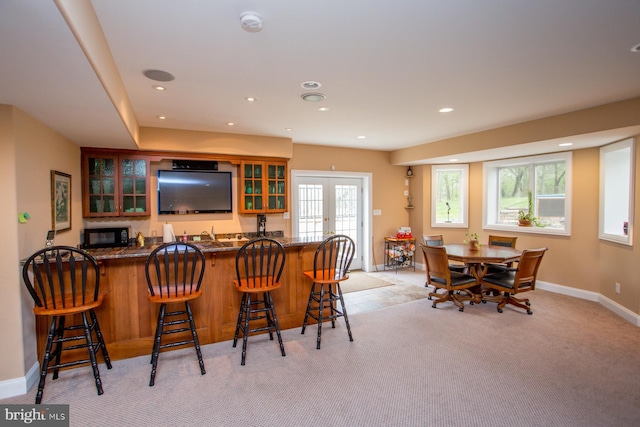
[449,158,458,162]
[285,128,292,132]
[357,135,366,139]
[301,92,326,102]
[318,107,330,111]
[559,142,573,147]
[245,97,257,102]
[143,69,175,82]
[301,81,322,90]
[227,122,235,126]
[631,43,640,53]
[439,107,454,113]
[157,116,166,120]
[152,85,166,91]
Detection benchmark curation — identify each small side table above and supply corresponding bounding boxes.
[384,237,416,272]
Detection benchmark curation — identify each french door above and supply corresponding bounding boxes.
[294,176,362,270]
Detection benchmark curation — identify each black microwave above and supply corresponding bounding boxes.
[83,227,130,249]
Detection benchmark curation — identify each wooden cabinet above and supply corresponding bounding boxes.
[82,150,150,217]
[239,160,287,213]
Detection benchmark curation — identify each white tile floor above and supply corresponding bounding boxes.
[342,268,431,315]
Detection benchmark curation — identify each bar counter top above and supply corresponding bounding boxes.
[84,236,322,260]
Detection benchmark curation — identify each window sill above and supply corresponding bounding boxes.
[483,224,570,237]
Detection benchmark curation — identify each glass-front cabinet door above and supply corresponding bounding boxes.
[82,150,150,218]
[240,160,287,214]
[85,153,119,217]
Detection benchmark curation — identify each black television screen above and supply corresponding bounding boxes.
[157,170,233,214]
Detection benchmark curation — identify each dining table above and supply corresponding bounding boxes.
[443,243,522,290]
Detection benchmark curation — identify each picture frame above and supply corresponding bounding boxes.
[51,170,71,232]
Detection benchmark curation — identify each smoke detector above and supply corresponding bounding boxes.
[240,12,263,32]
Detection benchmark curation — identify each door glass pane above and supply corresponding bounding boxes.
[136,197,146,212]
[334,184,358,241]
[244,164,253,178]
[268,165,276,178]
[121,159,133,176]
[89,178,101,194]
[122,177,133,194]
[103,196,115,213]
[102,159,114,176]
[255,181,262,194]
[122,196,133,212]
[298,184,324,240]
[268,196,276,209]
[254,164,262,178]
[103,178,115,194]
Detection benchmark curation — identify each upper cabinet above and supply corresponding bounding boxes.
[240,160,287,214]
[82,149,151,217]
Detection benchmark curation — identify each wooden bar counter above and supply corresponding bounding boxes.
[33,238,323,362]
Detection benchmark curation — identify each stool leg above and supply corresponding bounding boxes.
[35,317,57,404]
[337,284,354,342]
[301,283,316,335]
[241,293,251,365]
[329,283,336,329]
[149,303,166,386]
[233,293,247,348]
[90,309,112,369]
[185,301,205,375]
[82,311,104,396]
[316,284,325,349]
[51,316,65,380]
[266,291,285,357]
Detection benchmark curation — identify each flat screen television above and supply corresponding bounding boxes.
[157,170,233,214]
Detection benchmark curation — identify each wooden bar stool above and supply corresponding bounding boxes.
[233,238,286,365]
[22,246,112,404]
[144,242,206,386]
[301,234,355,349]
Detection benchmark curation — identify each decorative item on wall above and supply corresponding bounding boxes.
[51,170,71,232]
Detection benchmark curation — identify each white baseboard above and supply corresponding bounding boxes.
[0,361,39,400]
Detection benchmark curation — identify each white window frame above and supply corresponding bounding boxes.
[483,152,572,236]
[599,138,635,246]
[431,164,469,228]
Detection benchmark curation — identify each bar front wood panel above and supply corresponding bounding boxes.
[35,244,319,362]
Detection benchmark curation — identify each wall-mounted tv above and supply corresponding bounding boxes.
[157,170,233,214]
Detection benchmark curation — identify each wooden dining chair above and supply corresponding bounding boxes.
[22,246,112,404]
[144,242,206,386]
[480,247,548,314]
[421,245,478,312]
[485,235,518,274]
[233,238,287,365]
[422,234,467,277]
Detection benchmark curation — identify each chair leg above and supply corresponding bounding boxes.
[263,292,275,341]
[35,317,58,404]
[336,284,354,343]
[185,301,206,375]
[82,311,104,397]
[149,303,166,386]
[266,291,286,358]
[89,309,112,369]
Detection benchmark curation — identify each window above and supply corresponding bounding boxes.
[431,164,468,228]
[483,152,572,235]
[599,138,635,245]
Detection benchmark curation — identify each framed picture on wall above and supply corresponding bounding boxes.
[51,170,71,232]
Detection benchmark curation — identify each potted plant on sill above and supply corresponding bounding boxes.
[518,190,541,227]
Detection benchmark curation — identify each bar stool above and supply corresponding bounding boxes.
[233,238,286,365]
[144,242,206,386]
[22,246,112,404]
[301,234,355,349]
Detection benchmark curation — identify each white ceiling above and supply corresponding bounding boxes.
[1,0,639,159]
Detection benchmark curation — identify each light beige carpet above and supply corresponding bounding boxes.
[340,271,394,293]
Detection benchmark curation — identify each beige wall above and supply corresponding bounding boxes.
[1,105,82,385]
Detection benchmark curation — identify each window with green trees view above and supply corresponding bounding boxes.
[431,164,468,227]
[484,152,572,235]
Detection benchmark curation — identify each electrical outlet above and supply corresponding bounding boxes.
[404,190,409,196]
[615,283,621,294]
